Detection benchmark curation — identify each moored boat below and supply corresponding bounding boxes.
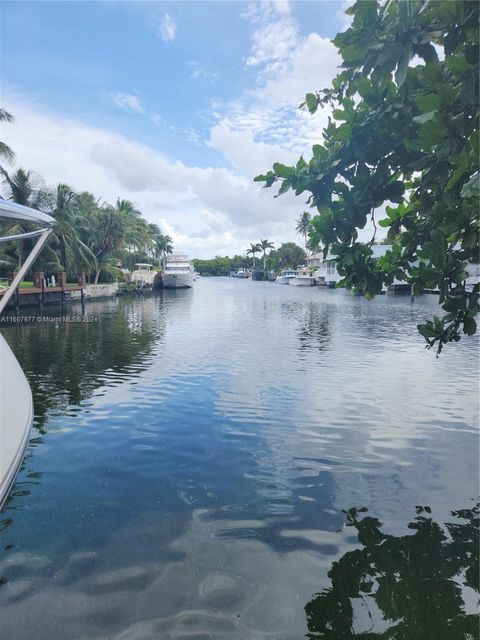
[275,270,297,284]
[162,255,195,289]
[131,263,157,288]
[289,268,317,287]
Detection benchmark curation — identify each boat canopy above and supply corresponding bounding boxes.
[0,201,55,315]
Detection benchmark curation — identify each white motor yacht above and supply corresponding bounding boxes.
[162,255,195,289]
[236,269,247,278]
[131,263,157,288]
[289,267,317,287]
[275,270,297,284]
[0,200,55,508]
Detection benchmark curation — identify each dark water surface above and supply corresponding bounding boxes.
[0,279,478,639]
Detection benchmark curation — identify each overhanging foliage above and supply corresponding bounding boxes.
[255,0,479,354]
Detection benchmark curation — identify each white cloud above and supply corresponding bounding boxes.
[209,4,340,176]
[158,14,177,42]
[208,121,297,178]
[1,93,308,258]
[111,91,145,114]
[189,61,217,83]
[243,1,299,70]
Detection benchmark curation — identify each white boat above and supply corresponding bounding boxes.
[0,201,55,508]
[162,255,195,289]
[289,268,317,287]
[131,263,157,288]
[275,270,297,284]
[236,269,247,278]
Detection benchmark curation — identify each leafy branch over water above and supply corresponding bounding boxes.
[256,0,479,354]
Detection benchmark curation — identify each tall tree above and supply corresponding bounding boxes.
[50,184,97,277]
[259,239,274,271]
[255,0,479,354]
[88,205,126,284]
[247,242,261,268]
[269,242,306,271]
[155,234,173,268]
[295,211,311,250]
[0,167,52,268]
[0,109,15,166]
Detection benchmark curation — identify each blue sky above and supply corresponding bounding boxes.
[1,1,350,257]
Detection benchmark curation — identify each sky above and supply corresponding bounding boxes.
[1,0,352,258]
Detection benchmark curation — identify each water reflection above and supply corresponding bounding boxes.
[305,503,479,639]
[0,281,477,639]
[1,296,165,431]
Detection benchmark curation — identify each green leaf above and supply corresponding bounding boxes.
[420,119,446,146]
[445,54,472,73]
[413,111,436,124]
[312,144,327,160]
[296,156,307,171]
[273,163,293,179]
[415,94,441,112]
[460,173,480,199]
[445,165,467,191]
[463,316,477,336]
[333,109,347,121]
[395,45,412,87]
[305,93,318,114]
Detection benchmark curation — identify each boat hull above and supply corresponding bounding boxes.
[162,272,194,289]
[0,335,33,508]
[289,277,316,286]
[275,276,295,284]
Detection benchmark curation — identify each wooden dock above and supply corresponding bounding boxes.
[0,272,86,309]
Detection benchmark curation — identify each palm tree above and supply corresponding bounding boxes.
[259,239,274,271]
[296,211,311,249]
[247,243,261,268]
[156,234,173,268]
[0,109,15,166]
[0,167,52,268]
[87,204,126,283]
[50,183,97,277]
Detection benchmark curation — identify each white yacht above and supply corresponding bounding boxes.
[162,255,195,289]
[275,270,297,284]
[0,201,55,508]
[289,267,317,287]
[131,263,157,288]
[236,269,247,279]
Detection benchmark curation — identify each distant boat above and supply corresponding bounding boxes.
[163,255,195,289]
[289,268,316,287]
[131,263,157,288]
[236,269,247,279]
[275,270,297,284]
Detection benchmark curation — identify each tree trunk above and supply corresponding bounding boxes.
[263,252,266,271]
[61,237,67,276]
[94,268,101,284]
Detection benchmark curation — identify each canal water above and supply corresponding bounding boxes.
[0,279,478,639]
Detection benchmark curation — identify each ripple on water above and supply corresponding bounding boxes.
[0,282,478,639]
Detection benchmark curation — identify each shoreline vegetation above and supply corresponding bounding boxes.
[0,159,174,285]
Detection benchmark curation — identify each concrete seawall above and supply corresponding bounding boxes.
[68,283,118,300]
